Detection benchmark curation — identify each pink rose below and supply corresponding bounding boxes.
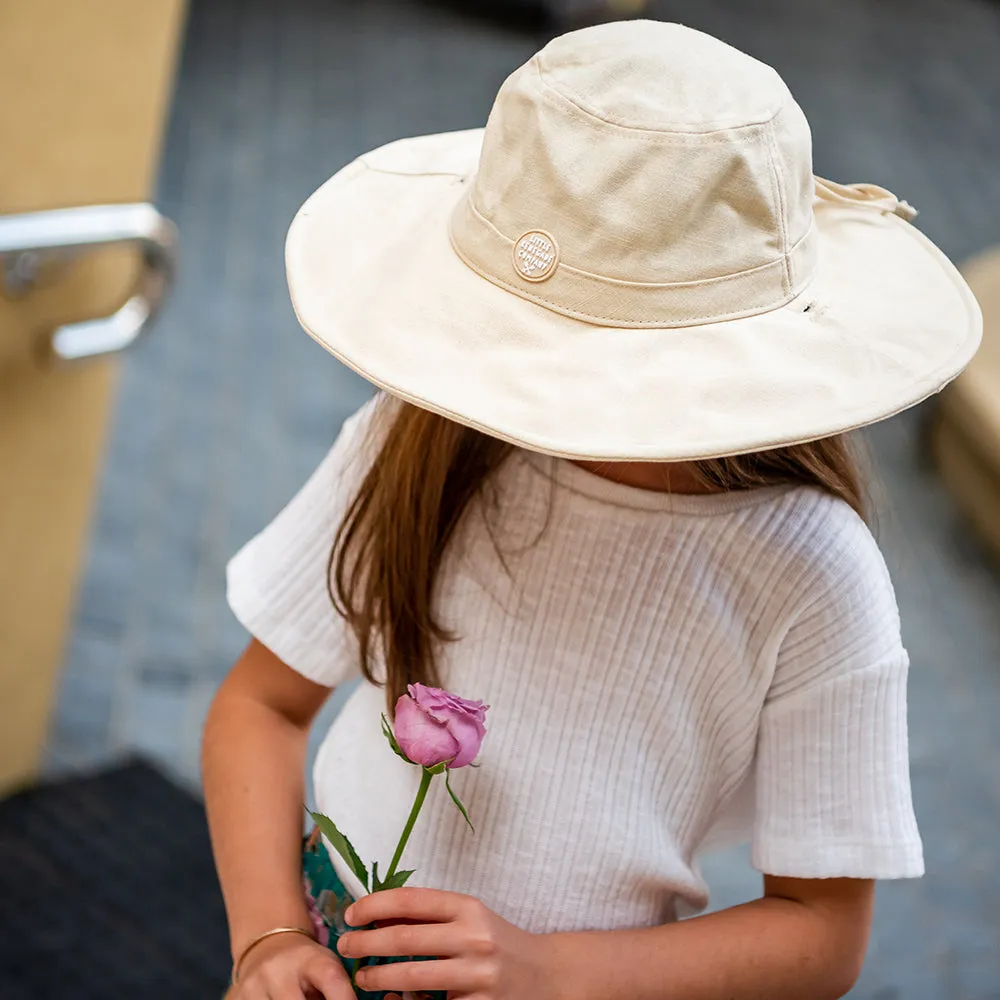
[393,683,488,769]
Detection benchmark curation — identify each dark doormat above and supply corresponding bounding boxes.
[0,759,230,999]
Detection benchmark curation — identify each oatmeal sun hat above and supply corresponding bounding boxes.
[285,21,982,461]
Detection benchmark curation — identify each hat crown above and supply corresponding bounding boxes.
[450,21,818,327]
[528,21,789,131]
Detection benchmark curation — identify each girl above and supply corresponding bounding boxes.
[203,20,981,1000]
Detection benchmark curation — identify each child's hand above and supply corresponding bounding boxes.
[336,888,555,1000]
[230,932,355,999]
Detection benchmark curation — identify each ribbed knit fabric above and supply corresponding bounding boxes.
[227,397,923,933]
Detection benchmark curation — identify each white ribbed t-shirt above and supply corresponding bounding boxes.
[227,397,923,933]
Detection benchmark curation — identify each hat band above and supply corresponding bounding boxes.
[448,190,818,329]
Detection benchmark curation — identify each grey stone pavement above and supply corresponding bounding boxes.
[43,0,1000,994]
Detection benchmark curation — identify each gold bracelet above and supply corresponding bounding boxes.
[231,926,315,984]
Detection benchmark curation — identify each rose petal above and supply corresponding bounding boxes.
[408,683,450,722]
[413,685,488,723]
[445,712,487,768]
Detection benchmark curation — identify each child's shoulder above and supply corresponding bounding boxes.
[766,489,903,683]
[770,485,893,599]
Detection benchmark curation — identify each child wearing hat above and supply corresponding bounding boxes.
[203,20,980,1000]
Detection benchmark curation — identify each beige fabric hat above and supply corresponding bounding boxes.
[286,21,982,461]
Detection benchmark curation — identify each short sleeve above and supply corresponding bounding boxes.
[753,512,924,880]
[226,395,383,687]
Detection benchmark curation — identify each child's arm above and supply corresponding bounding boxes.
[546,874,874,999]
[339,875,873,1000]
[202,638,352,997]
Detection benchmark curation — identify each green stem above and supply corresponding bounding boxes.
[385,768,433,882]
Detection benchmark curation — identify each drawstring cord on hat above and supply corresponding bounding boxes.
[813,175,918,222]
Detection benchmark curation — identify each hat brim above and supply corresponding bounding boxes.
[286,129,982,461]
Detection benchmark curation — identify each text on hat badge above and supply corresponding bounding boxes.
[513,230,559,282]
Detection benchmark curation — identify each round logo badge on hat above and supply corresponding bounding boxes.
[513,230,558,282]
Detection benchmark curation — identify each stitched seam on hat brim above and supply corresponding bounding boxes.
[356,162,469,179]
[463,188,814,293]
[532,57,786,136]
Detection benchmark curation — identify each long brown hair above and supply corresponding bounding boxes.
[330,399,870,713]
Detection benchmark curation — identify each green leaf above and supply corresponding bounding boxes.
[445,769,475,833]
[382,713,413,763]
[378,868,416,891]
[424,761,448,776]
[308,811,369,891]
[370,859,413,893]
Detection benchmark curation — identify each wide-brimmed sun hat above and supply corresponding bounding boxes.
[285,21,982,461]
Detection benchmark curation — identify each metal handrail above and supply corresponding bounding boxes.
[0,203,177,361]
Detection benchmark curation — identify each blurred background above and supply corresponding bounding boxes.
[1,0,999,996]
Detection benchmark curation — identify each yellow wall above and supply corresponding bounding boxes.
[0,1,187,793]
